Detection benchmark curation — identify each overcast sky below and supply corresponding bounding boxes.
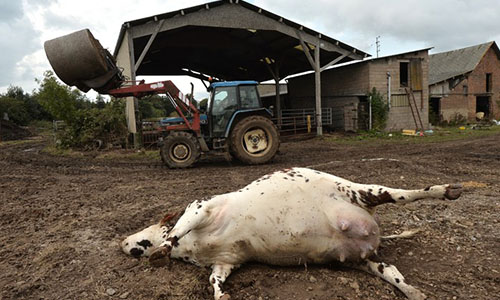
[1,0,499,99]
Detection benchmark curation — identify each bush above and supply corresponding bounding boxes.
[368,88,389,131]
[57,99,128,149]
[0,96,30,125]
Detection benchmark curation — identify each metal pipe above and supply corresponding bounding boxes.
[387,72,391,109]
[369,96,372,130]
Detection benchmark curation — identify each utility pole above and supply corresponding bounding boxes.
[376,36,381,58]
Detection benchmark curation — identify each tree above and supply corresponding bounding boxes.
[5,85,50,121]
[34,71,81,122]
[0,96,30,125]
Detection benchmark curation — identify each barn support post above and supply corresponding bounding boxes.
[296,31,323,136]
[314,44,322,136]
[263,61,282,127]
[134,19,165,72]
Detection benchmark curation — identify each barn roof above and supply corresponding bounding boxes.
[113,0,370,82]
[429,41,500,85]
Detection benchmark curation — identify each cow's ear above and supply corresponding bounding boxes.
[159,212,179,226]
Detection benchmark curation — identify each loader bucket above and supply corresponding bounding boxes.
[44,29,123,94]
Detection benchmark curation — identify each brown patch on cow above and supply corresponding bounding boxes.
[358,190,396,207]
[167,236,179,247]
[378,263,384,274]
[159,212,180,226]
[351,192,358,204]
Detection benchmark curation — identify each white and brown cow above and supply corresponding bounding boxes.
[121,167,462,300]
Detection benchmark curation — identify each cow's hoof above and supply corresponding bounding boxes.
[405,286,427,300]
[149,247,171,268]
[444,184,462,200]
[219,294,231,300]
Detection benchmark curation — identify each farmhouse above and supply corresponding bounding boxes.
[429,41,500,123]
[287,49,430,131]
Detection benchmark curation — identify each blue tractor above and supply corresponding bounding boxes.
[157,80,280,168]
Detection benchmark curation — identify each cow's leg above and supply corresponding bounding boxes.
[353,259,426,300]
[149,199,212,267]
[209,264,235,300]
[349,182,462,209]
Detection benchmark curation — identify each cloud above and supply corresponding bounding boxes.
[253,0,500,53]
[0,2,41,88]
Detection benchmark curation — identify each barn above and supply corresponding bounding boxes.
[429,41,500,123]
[112,0,369,140]
[287,49,431,132]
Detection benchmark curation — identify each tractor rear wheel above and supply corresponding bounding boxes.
[229,116,279,165]
[160,131,201,168]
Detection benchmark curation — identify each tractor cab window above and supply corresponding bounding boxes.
[239,85,260,108]
[211,86,238,135]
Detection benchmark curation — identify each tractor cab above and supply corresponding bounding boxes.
[207,81,268,138]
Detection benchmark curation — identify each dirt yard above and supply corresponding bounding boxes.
[1,132,499,300]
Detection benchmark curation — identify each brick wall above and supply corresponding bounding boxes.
[430,45,500,122]
[467,47,500,120]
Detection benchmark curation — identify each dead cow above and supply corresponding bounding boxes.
[121,167,462,300]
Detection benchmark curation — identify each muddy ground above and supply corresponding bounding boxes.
[0,133,499,300]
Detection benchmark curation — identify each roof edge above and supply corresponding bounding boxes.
[114,0,370,58]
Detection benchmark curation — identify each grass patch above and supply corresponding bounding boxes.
[324,125,500,145]
[0,138,40,147]
[96,149,160,160]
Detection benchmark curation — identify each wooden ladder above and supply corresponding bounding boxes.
[405,87,425,133]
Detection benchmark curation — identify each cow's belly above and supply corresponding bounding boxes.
[174,198,379,266]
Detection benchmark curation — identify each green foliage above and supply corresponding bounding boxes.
[32,70,128,149]
[34,71,81,122]
[139,94,176,119]
[0,86,50,125]
[57,99,128,149]
[368,87,389,131]
[0,96,30,125]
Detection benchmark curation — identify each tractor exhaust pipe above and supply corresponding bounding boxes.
[44,29,124,94]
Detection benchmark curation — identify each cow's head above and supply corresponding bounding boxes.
[121,213,178,258]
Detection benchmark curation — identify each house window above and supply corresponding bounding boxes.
[400,62,409,87]
[486,73,492,92]
[463,85,468,95]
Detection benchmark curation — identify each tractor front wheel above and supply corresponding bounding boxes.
[160,132,201,168]
[229,116,279,165]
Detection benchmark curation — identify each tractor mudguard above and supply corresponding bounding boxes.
[223,108,273,137]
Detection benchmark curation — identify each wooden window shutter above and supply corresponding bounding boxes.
[410,59,423,90]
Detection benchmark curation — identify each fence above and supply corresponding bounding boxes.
[274,108,332,135]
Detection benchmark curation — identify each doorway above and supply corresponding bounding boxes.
[429,97,441,124]
[476,96,490,118]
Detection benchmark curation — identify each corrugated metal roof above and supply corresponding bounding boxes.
[115,0,369,59]
[429,42,494,85]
